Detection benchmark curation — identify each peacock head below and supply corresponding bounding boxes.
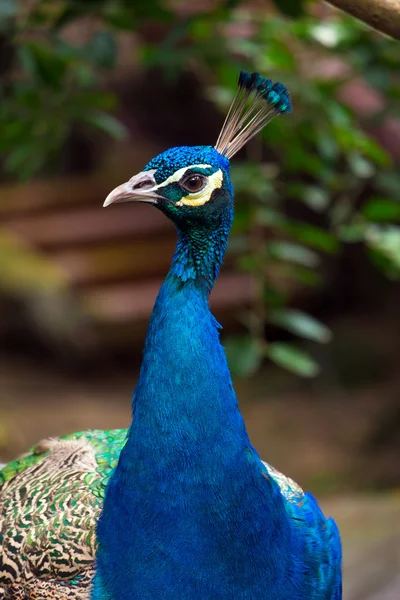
[104,72,291,231]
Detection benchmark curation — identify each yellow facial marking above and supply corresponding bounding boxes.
[176,169,224,207]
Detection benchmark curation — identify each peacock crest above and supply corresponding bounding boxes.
[215,71,291,158]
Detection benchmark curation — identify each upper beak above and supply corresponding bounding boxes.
[103,169,161,207]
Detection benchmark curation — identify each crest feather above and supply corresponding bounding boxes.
[214,71,292,159]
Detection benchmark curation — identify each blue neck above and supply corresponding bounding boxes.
[122,203,248,468]
[122,276,249,473]
[93,205,291,599]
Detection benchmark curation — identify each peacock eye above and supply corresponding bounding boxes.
[181,174,206,193]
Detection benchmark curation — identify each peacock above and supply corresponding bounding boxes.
[0,72,342,600]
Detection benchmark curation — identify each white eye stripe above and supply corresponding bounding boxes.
[159,164,213,187]
[176,169,223,207]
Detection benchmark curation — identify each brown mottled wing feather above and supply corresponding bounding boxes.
[0,429,127,600]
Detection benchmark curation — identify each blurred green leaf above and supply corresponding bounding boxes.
[268,241,320,267]
[237,253,259,273]
[338,221,367,243]
[231,163,277,201]
[231,203,252,233]
[316,132,339,162]
[226,0,243,8]
[361,138,391,166]
[131,0,172,21]
[261,39,296,70]
[367,246,400,279]
[310,21,352,48]
[264,285,287,308]
[266,343,320,377]
[330,197,353,227]
[103,4,136,29]
[376,172,400,196]
[289,264,322,287]
[287,222,340,253]
[335,130,390,166]
[81,112,128,140]
[269,309,332,343]
[18,42,67,89]
[348,153,375,178]
[86,32,117,69]
[224,335,263,377]
[287,183,331,212]
[365,225,400,275]
[272,0,305,19]
[53,6,85,30]
[362,197,400,222]
[255,207,285,229]
[284,147,326,177]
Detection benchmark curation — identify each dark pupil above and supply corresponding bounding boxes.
[186,176,202,191]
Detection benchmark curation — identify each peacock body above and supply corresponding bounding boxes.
[0,73,342,600]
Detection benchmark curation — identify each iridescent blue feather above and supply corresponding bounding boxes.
[93,74,341,599]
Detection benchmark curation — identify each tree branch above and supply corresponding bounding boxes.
[325,0,400,40]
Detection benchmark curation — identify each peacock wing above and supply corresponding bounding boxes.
[0,428,127,599]
[262,460,342,599]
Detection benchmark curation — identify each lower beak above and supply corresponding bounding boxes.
[103,170,160,207]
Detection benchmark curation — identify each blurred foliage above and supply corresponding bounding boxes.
[0,0,399,376]
[0,231,66,293]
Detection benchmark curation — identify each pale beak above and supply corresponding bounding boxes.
[103,169,161,207]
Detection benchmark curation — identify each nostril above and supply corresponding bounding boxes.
[128,169,157,192]
[130,176,155,191]
[133,181,149,190]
